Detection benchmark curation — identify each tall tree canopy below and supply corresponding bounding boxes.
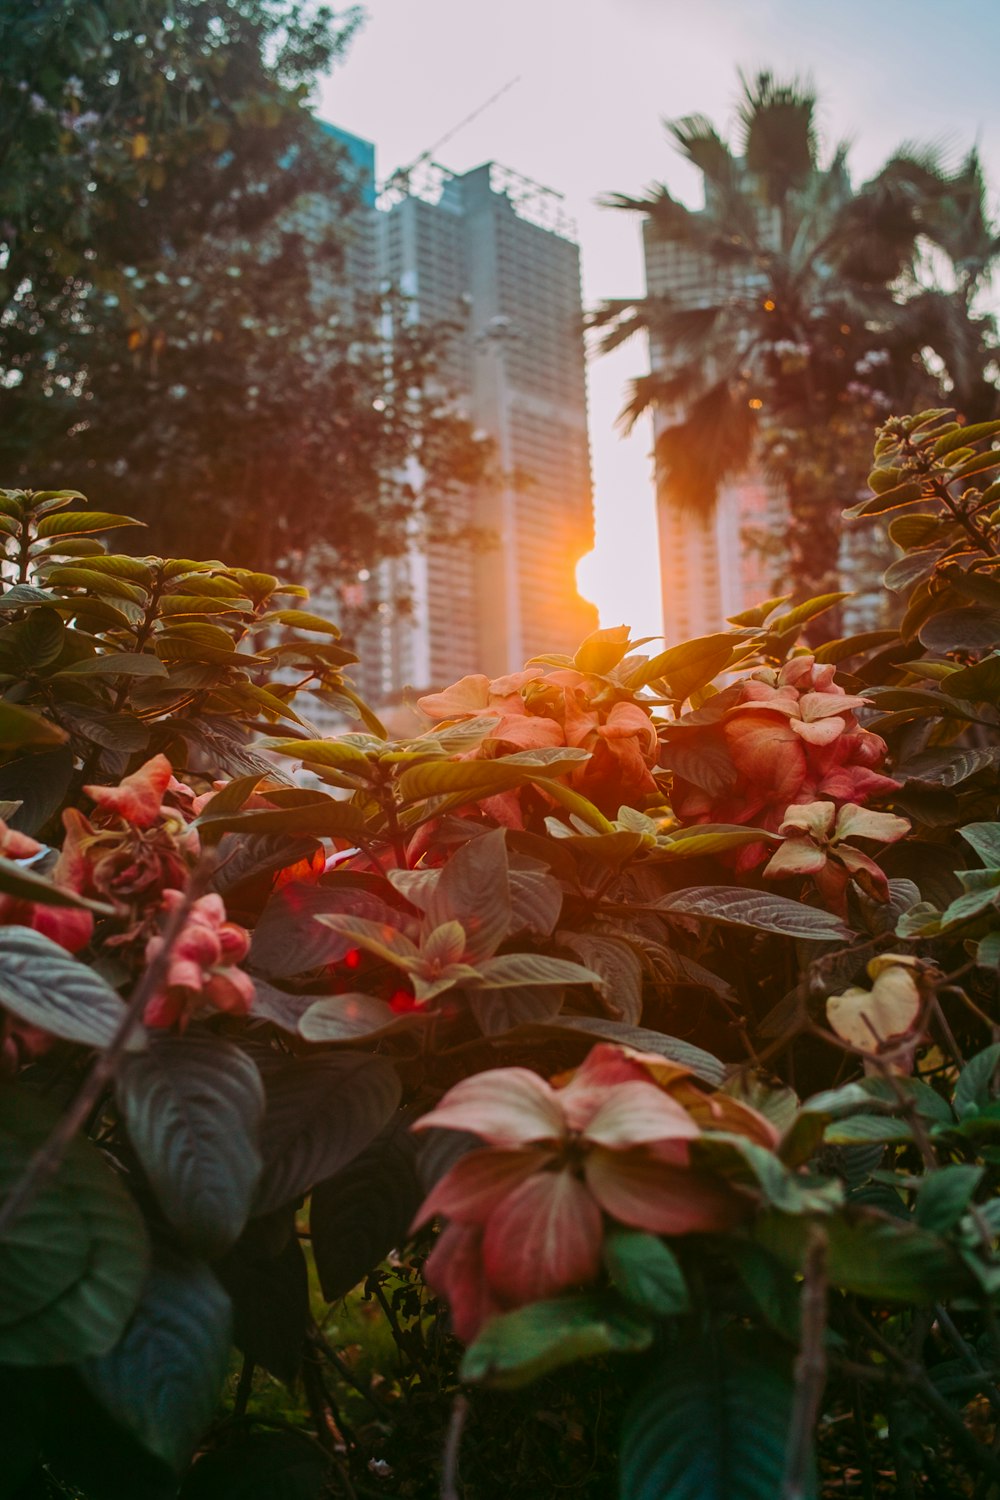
[0,1,487,584]
[595,72,1000,598]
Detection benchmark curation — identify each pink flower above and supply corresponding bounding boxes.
[412,1046,748,1338]
[143,890,254,1029]
[763,800,910,913]
[0,817,93,954]
[84,753,174,828]
[668,656,900,869]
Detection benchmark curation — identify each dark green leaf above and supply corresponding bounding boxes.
[310,1116,422,1301]
[603,1228,689,1315]
[55,652,168,679]
[117,1034,264,1257]
[0,926,130,1050]
[80,1252,231,1472]
[754,1206,979,1302]
[657,887,852,940]
[0,1088,148,1364]
[35,511,142,539]
[915,1166,985,1233]
[426,827,511,961]
[960,823,1000,867]
[254,1054,402,1214]
[620,1331,806,1500]
[953,1044,1000,1120]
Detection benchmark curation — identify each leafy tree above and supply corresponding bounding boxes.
[595,71,1000,600]
[0,0,488,588]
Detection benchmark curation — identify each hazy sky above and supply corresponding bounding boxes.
[317,0,1000,638]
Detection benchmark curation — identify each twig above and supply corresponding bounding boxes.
[441,1394,469,1500]
[848,1307,1000,1487]
[0,853,217,1240]
[782,1225,828,1500]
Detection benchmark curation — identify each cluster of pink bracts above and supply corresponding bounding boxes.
[0,755,255,1054]
[667,655,907,910]
[412,1042,776,1341]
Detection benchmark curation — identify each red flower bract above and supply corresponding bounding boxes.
[411,1045,760,1339]
[668,655,900,870]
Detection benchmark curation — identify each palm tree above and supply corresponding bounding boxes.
[595,72,998,603]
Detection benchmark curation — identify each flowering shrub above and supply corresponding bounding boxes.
[3,412,1000,1499]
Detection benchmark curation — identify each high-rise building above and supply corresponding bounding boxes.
[370,157,597,697]
[642,208,790,647]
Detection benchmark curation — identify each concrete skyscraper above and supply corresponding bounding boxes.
[367,156,597,698]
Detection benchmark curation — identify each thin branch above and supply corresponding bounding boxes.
[441,1394,469,1500]
[782,1225,828,1500]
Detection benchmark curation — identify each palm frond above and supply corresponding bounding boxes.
[735,70,818,202]
[654,378,759,511]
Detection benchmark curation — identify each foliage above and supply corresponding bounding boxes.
[4,412,1000,1497]
[0,1,488,588]
[595,70,1000,602]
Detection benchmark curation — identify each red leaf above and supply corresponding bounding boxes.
[482,1169,603,1303]
[585,1147,747,1234]
[413,1067,566,1147]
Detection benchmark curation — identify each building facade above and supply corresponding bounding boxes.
[357,154,597,700]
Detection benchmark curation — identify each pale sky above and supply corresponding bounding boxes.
[317,0,1000,639]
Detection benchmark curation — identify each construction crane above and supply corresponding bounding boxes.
[378,76,521,200]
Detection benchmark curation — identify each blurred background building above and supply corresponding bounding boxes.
[311,129,596,709]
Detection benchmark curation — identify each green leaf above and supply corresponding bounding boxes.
[960,823,1000,867]
[953,1043,1000,1121]
[425,827,512,962]
[941,655,1000,702]
[603,1229,689,1315]
[557,931,643,1024]
[0,1088,148,1364]
[823,1114,914,1145]
[43,566,149,604]
[766,592,852,635]
[934,420,1000,457]
[80,1252,231,1472]
[915,1165,985,1233]
[620,1332,806,1500]
[397,755,554,803]
[35,511,142,539]
[315,913,419,969]
[0,701,67,747]
[298,993,409,1043]
[197,798,365,842]
[55,652,168,679]
[259,609,343,636]
[309,1116,422,1302]
[254,1054,402,1215]
[505,1015,726,1086]
[657,887,852,941]
[262,738,374,774]
[0,926,131,1050]
[472,952,601,989]
[754,1206,979,1302]
[117,1034,264,1257]
[460,1294,651,1389]
[658,824,777,860]
[631,633,737,698]
[919,607,1000,654]
[467,982,564,1035]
